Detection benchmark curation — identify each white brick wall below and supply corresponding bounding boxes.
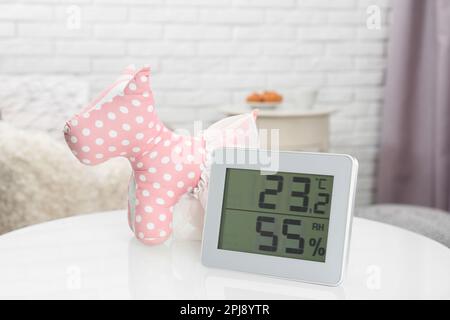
[0,0,391,206]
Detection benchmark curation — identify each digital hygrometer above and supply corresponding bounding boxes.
[201,148,358,286]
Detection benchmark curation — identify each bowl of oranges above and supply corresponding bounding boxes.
[246,91,283,109]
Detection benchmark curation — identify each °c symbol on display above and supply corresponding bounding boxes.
[318,178,327,190]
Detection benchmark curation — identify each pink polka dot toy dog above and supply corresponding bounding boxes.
[63,66,258,245]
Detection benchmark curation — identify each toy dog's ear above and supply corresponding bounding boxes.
[123,66,151,96]
[251,109,259,120]
[123,64,136,75]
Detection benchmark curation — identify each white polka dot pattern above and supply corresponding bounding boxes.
[63,66,258,246]
[63,66,208,246]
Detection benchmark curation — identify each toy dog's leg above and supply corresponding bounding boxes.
[131,172,174,245]
[127,173,137,232]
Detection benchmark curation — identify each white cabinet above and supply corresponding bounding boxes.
[222,107,333,152]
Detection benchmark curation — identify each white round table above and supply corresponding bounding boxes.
[0,211,449,299]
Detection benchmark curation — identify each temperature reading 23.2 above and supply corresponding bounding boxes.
[258,175,331,215]
[218,169,333,263]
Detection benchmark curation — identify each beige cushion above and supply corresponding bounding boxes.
[0,122,129,235]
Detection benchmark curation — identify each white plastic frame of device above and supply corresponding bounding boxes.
[201,148,358,286]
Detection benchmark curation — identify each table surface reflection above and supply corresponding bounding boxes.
[0,211,449,299]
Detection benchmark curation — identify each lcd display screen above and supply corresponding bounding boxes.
[218,168,334,263]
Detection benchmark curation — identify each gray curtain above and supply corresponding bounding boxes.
[376,0,450,211]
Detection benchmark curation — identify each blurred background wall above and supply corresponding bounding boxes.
[0,0,390,206]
